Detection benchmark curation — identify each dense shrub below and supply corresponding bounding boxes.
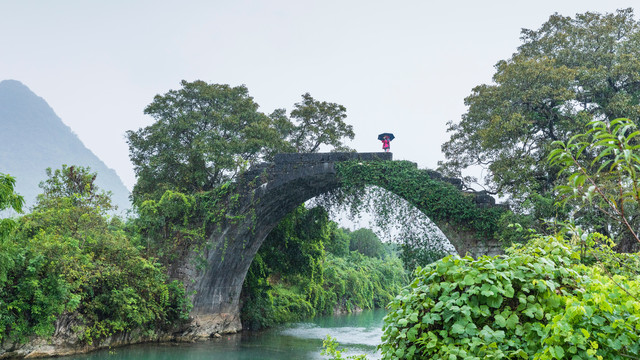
[0,167,190,344]
[378,235,640,359]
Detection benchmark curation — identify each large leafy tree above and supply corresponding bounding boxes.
[0,173,23,286]
[126,80,287,203]
[440,8,640,212]
[127,82,355,204]
[0,173,24,238]
[286,93,355,153]
[1,166,189,343]
[348,228,385,258]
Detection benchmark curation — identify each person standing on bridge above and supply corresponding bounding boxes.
[378,133,394,152]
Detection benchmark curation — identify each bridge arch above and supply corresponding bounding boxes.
[184,152,505,337]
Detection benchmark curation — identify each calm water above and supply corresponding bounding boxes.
[60,309,386,360]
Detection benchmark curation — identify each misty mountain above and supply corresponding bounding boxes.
[0,79,131,213]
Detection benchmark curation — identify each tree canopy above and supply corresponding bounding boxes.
[440,8,640,210]
[287,93,354,153]
[127,81,354,204]
[127,81,285,203]
[1,167,189,344]
[348,228,385,258]
[0,174,24,215]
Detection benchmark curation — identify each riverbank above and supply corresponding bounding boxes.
[0,302,373,359]
[63,309,386,360]
[1,309,386,359]
[0,317,191,358]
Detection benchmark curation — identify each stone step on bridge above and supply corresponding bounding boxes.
[181,152,503,337]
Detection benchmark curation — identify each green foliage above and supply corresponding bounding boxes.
[0,167,190,344]
[126,80,288,204]
[287,93,355,153]
[131,190,204,265]
[325,223,350,257]
[397,235,450,272]
[378,235,640,359]
[549,118,640,252]
[322,335,369,360]
[0,173,24,215]
[439,8,640,215]
[240,205,407,330]
[330,160,505,268]
[36,165,113,212]
[127,81,356,205]
[322,252,407,314]
[336,160,504,240]
[241,205,327,329]
[348,228,386,258]
[0,173,24,285]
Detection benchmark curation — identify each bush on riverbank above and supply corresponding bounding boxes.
[0,167,190,345]
[378,234,640,359]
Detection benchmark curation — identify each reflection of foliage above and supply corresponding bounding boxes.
[379,235,640,359]
[240,205,407,330]
[0,167,190,344]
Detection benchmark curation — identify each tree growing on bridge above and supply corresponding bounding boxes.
[439,9,640,237]
[127,81,356,204]
[126,81,289,203]
[285,93,355,153]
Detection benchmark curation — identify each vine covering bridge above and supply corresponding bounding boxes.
[179,152,504,336]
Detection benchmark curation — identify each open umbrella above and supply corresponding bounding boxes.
[378,133,395,141]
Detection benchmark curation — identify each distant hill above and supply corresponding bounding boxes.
[0,80,131,213]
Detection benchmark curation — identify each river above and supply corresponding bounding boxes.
[60,309,386,360]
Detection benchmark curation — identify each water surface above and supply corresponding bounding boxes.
[61,309,386,359]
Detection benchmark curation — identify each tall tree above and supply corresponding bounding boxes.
[36,165,113,212]
[0,173,23,284]
[287,93,355,153]
[0,173,23,219]
[440,8,640,212]
[126,80,287,203]
[348,228,385,258]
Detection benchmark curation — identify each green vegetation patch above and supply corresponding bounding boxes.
[0,167,190,345]
[240,205,407,330]
[379,235,640,359]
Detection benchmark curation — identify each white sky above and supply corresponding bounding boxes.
[1,1,637,190]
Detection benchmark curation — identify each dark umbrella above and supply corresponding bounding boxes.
[378,133,395,141]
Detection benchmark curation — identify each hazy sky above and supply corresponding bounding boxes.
[1,1,638,190]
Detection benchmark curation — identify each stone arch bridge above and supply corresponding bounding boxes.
[182,152,504,336]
